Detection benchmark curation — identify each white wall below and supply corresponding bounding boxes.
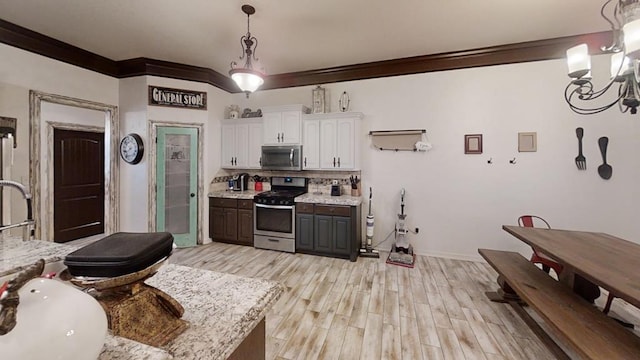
[119,76,229,242]
[233,55,640,260]
[0,44,119,239]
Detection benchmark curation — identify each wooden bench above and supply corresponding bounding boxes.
[479,248,640,360]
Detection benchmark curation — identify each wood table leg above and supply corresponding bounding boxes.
[485,275,525,304]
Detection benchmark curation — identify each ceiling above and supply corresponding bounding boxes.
[0,0,609,77]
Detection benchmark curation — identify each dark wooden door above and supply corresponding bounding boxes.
[53,129,104,243]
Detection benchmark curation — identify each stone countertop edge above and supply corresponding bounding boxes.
[101,336,173,359]
[296,193,362,206]
[208,190,261,199]
[208,190,363,206]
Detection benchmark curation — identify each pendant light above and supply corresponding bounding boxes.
[229,4,265,97]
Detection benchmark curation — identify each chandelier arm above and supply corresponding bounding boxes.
[251,36,259,62]
[238,35,247,60]
[565,82,626,114]
[601,0,617,29]
[566,80,617,101]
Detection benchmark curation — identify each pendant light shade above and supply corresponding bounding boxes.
[229,69,264,93]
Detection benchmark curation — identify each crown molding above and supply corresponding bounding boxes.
[0,18,612,93]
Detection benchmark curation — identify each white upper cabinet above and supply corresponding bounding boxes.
[262,105,309,145]
[221,118,262,169]
[302,119,320,169]
[247,122,263,168]
[302,112,363,171]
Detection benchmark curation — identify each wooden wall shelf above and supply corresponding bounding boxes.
[369,129,427,151]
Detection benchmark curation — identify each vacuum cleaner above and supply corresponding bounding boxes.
[386,188,416,267]
[359,187,380,258]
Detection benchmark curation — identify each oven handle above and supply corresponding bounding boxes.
[255,203,294,210]
[290,148,294,166]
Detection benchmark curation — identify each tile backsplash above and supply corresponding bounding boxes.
[209,170,362,195]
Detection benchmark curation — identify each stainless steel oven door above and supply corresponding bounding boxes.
[254,203,296,239]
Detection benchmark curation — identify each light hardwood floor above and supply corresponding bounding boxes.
[167,242,639,360]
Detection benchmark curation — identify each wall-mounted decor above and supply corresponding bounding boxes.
[312,85,326,113]
[120,133,144,165]
[464,134,483,154]
[339,91,350,112]
[575,127,586,170]
[369,129,427,151]
[518,132,537,152]
[148,86,207,110]
[597,136,612,180]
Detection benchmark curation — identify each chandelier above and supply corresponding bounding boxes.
[565,0,640,114]
[229,4,265,97]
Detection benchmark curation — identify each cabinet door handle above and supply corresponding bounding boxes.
[333,157,336,167]
[337,157,341,167]
[281,132,284,142]
[259,156,261,165]
[277,133,281,142]
[230,157,234,165]
[304,157,307,167]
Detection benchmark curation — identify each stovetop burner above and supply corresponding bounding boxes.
[253,176,307,206]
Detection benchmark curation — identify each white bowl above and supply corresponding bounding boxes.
[0,278,107,360]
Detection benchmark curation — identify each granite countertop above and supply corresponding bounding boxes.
[296,193,362,206]
[208,189,362,206]
[1,237,283,360]
[208,190,260,199]
[144,264,283,359]
[0,236,81,277]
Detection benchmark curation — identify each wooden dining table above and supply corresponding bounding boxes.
[502,225,640,310]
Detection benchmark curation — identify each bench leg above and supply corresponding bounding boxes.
[485,275,525,304]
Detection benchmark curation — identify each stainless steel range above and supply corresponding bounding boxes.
[253,176,307,252]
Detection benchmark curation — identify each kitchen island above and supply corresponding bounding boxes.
[0,236,283,359]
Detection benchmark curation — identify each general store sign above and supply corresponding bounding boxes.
[148,86,207,110]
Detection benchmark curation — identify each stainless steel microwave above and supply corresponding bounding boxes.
[261,145,303,171]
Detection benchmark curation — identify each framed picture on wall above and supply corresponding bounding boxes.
[518,132,537,152]
[464,134,483,154]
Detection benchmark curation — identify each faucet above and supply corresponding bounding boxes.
[0,180,34,241]
[0,259,44,335]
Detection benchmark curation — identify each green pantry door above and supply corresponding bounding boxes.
[156,127,198,247]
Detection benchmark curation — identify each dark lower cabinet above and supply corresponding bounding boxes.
[296,203,360,261]
[296,213,314,251]
[238,209,253,244]
[209,197,253,246]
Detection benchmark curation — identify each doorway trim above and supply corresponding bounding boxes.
[29,90,119,241]
[148,120,204,244]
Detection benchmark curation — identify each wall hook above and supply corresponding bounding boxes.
[487,157,493,164]
[509,157,516,164]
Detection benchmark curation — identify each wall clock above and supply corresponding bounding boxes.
[120,133,144,164]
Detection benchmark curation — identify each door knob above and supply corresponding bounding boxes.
[190,193,195,197]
